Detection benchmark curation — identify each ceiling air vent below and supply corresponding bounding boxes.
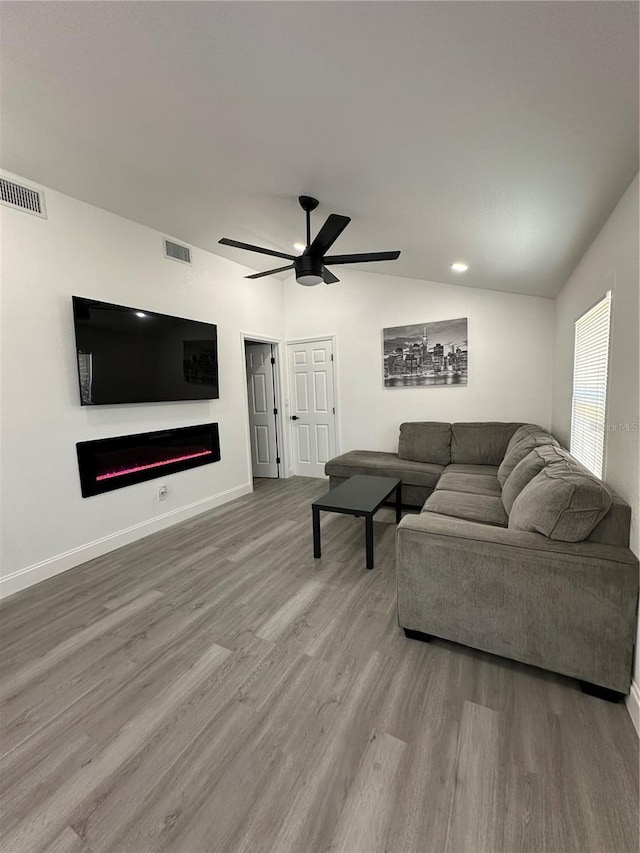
[0,177,46,218]
[164,238,191,265]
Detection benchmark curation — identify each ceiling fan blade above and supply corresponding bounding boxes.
[322,250,401,265]
[245,264,294,280]
[306,214,351,257]
[322,267,340,284]
[219,238,296,261]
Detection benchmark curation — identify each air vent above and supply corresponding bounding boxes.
[0,177,46,218]
[164,238,191,265]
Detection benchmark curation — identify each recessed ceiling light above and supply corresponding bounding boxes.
[135,311,147,318]
[451,262,468,273]
[293,242,306,252]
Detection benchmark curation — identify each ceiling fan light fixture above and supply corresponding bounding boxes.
[293,242,306,252]
[294,254,324,287]
[297,273,323,286]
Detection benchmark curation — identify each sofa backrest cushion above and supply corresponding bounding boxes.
[398,422,451,465]
[450,422,522,466]
[508,460,613,542]
[497,425,559,487]
[501,444,580,514]
[501,447,548,513]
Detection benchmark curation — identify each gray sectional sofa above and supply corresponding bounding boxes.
[325,422,639,698]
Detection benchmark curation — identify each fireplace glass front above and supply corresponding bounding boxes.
[76,422,220,497]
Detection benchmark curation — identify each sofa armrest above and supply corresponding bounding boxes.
[396,512,639,693]
[398,512,638,566]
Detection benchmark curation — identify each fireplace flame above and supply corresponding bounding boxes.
[96,449,213,481]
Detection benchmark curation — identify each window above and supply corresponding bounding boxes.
[570,291,612,478]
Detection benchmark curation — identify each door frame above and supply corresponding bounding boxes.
[285,334,340,475]
[241,332,287,482]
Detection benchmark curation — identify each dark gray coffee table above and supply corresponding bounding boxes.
[312,474,402,570]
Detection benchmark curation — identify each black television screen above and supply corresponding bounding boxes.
[72,296,219,405]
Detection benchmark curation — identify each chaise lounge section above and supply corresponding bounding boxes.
[325,421,639,697]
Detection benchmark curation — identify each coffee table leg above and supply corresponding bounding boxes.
[312,506,321,559]
[396,484,402,523]
[365,514,374,570]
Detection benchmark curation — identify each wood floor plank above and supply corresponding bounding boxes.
[269,651,401,852]
[106,647,317,852]
[226,518,299,562]
[0,476,637,853]
[1,642,231,852]
[255,578,326,641]
[67,641,273,852]
[330,728,407,852]
[1,591,164,699]
[445,700,501,853]
[43,826,94,853]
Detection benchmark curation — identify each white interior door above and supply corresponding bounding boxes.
[246,343,279,478]
[288,339,336,478]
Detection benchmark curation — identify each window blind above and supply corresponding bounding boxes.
[570,291,611,478]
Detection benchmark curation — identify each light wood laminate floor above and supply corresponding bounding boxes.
[0,476,637,853]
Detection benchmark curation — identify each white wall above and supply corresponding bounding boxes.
[0,172,284,597]
[551,174,639,727]
[284,268,555,456]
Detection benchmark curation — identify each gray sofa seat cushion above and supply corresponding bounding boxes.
[445,463,500,477]
[509,462,613,542]
[435,472,502,498]
[325,450,444,488]
[422,490,508,527]
[451,422,522,465]
[497,425,559,487]
[398,422,451,465]
[501,444,564,513]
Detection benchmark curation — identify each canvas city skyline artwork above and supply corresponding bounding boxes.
[383,318,468,387]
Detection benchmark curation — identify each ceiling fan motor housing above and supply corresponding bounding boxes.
[294,254,324,286]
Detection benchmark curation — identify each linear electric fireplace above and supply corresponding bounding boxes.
[76,423,220,497]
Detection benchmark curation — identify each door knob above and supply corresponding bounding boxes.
[291,415,300,420]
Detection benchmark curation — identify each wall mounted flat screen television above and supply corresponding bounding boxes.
[72,296,219,405]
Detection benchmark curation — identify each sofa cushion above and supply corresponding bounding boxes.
[398,422,451,465]
[509,463,613,542]
[325,450,444,489]
[501,445,563,513]
[497,425,559,487]
[422,490,508,527]
[451,422,522,466]
[445,463,500,477]
[505,423,556,451]
[435,472,502,497]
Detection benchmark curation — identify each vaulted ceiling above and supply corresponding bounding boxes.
[1,1,638,297]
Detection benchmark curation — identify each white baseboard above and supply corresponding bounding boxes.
[0,482,253,601]
[626,679,640,737]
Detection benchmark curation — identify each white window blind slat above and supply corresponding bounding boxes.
[570,291,611,478]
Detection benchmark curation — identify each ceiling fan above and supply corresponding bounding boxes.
[219,196,401,286]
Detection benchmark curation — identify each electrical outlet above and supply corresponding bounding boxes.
[158,484,168,501]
